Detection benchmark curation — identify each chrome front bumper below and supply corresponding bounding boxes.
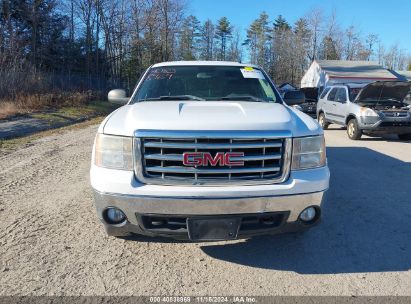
[93,189,327,239]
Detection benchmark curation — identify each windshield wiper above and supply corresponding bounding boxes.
[138,95,205,102]
[221,95,267,102]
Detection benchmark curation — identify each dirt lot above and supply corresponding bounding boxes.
[0,124,410,296]
[0,101,117,140]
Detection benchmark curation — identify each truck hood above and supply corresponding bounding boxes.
[101,101,322,137]
[301,87,319,102]
[356,81,411,103]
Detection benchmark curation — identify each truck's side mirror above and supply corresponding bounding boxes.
[108,89,129,105]
[283,90,305,105]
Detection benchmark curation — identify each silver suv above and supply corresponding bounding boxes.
[316,81,411,140]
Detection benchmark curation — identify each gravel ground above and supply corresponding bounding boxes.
[0,124,410,296]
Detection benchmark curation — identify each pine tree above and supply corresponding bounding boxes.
[244,12,270,67]
[178,15,201,60]
[199,19,215,60]
[273,15,290,31]
[319,36,339,60]
[215,17,232,60]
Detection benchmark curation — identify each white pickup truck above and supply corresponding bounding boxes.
[90,61,330,241]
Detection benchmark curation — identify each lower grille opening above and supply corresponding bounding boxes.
[141,216,187,232]
[240,214,285,232]
[138,212,289,236]
[379,121,411,127]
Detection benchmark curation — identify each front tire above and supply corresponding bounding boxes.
[398,133,411,141]
[318,113,329,130]
[347,119,362,140]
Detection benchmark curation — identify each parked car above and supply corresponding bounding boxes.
[316,81,411,140]
[90,61,330,241]
[280,89,306,112]
[300,87,319,118]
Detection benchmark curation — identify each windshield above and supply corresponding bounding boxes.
[132,65,279,103]
[349,88,361,101]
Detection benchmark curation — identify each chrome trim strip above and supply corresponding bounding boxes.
[144,153,281,161]
[95,189,327,200]
[145,154,182,161]
[135,129,292,139]
[227,154,282,161]
[143,141,283,149]
[145,166,281,174]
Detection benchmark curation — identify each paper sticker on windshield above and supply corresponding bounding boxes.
[240,68,264,79]
[146,68,176,80]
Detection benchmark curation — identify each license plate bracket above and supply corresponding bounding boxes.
[187,217,241,241]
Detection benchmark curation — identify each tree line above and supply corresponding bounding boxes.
[0,0,410,100]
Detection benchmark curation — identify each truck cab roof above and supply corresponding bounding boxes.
[152,61,259,68]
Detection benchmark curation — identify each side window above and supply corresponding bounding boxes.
[327,88,338,101]
[320,87,330,99]
[336,88,347,103]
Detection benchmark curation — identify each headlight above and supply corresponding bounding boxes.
[94,134,133,170]
[360,107,379,117]
[292,135,326,170]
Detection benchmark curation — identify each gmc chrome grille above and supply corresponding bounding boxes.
[134,130,291,186]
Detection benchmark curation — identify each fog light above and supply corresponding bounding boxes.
[105,207,126,224]
[299,207,317,222]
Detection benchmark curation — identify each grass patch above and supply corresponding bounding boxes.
[57,100,117,117]
[26,101,118,125]
[30,112,69,125]
[0,91,106,120]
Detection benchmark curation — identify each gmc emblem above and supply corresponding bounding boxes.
[183,152,244,167]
